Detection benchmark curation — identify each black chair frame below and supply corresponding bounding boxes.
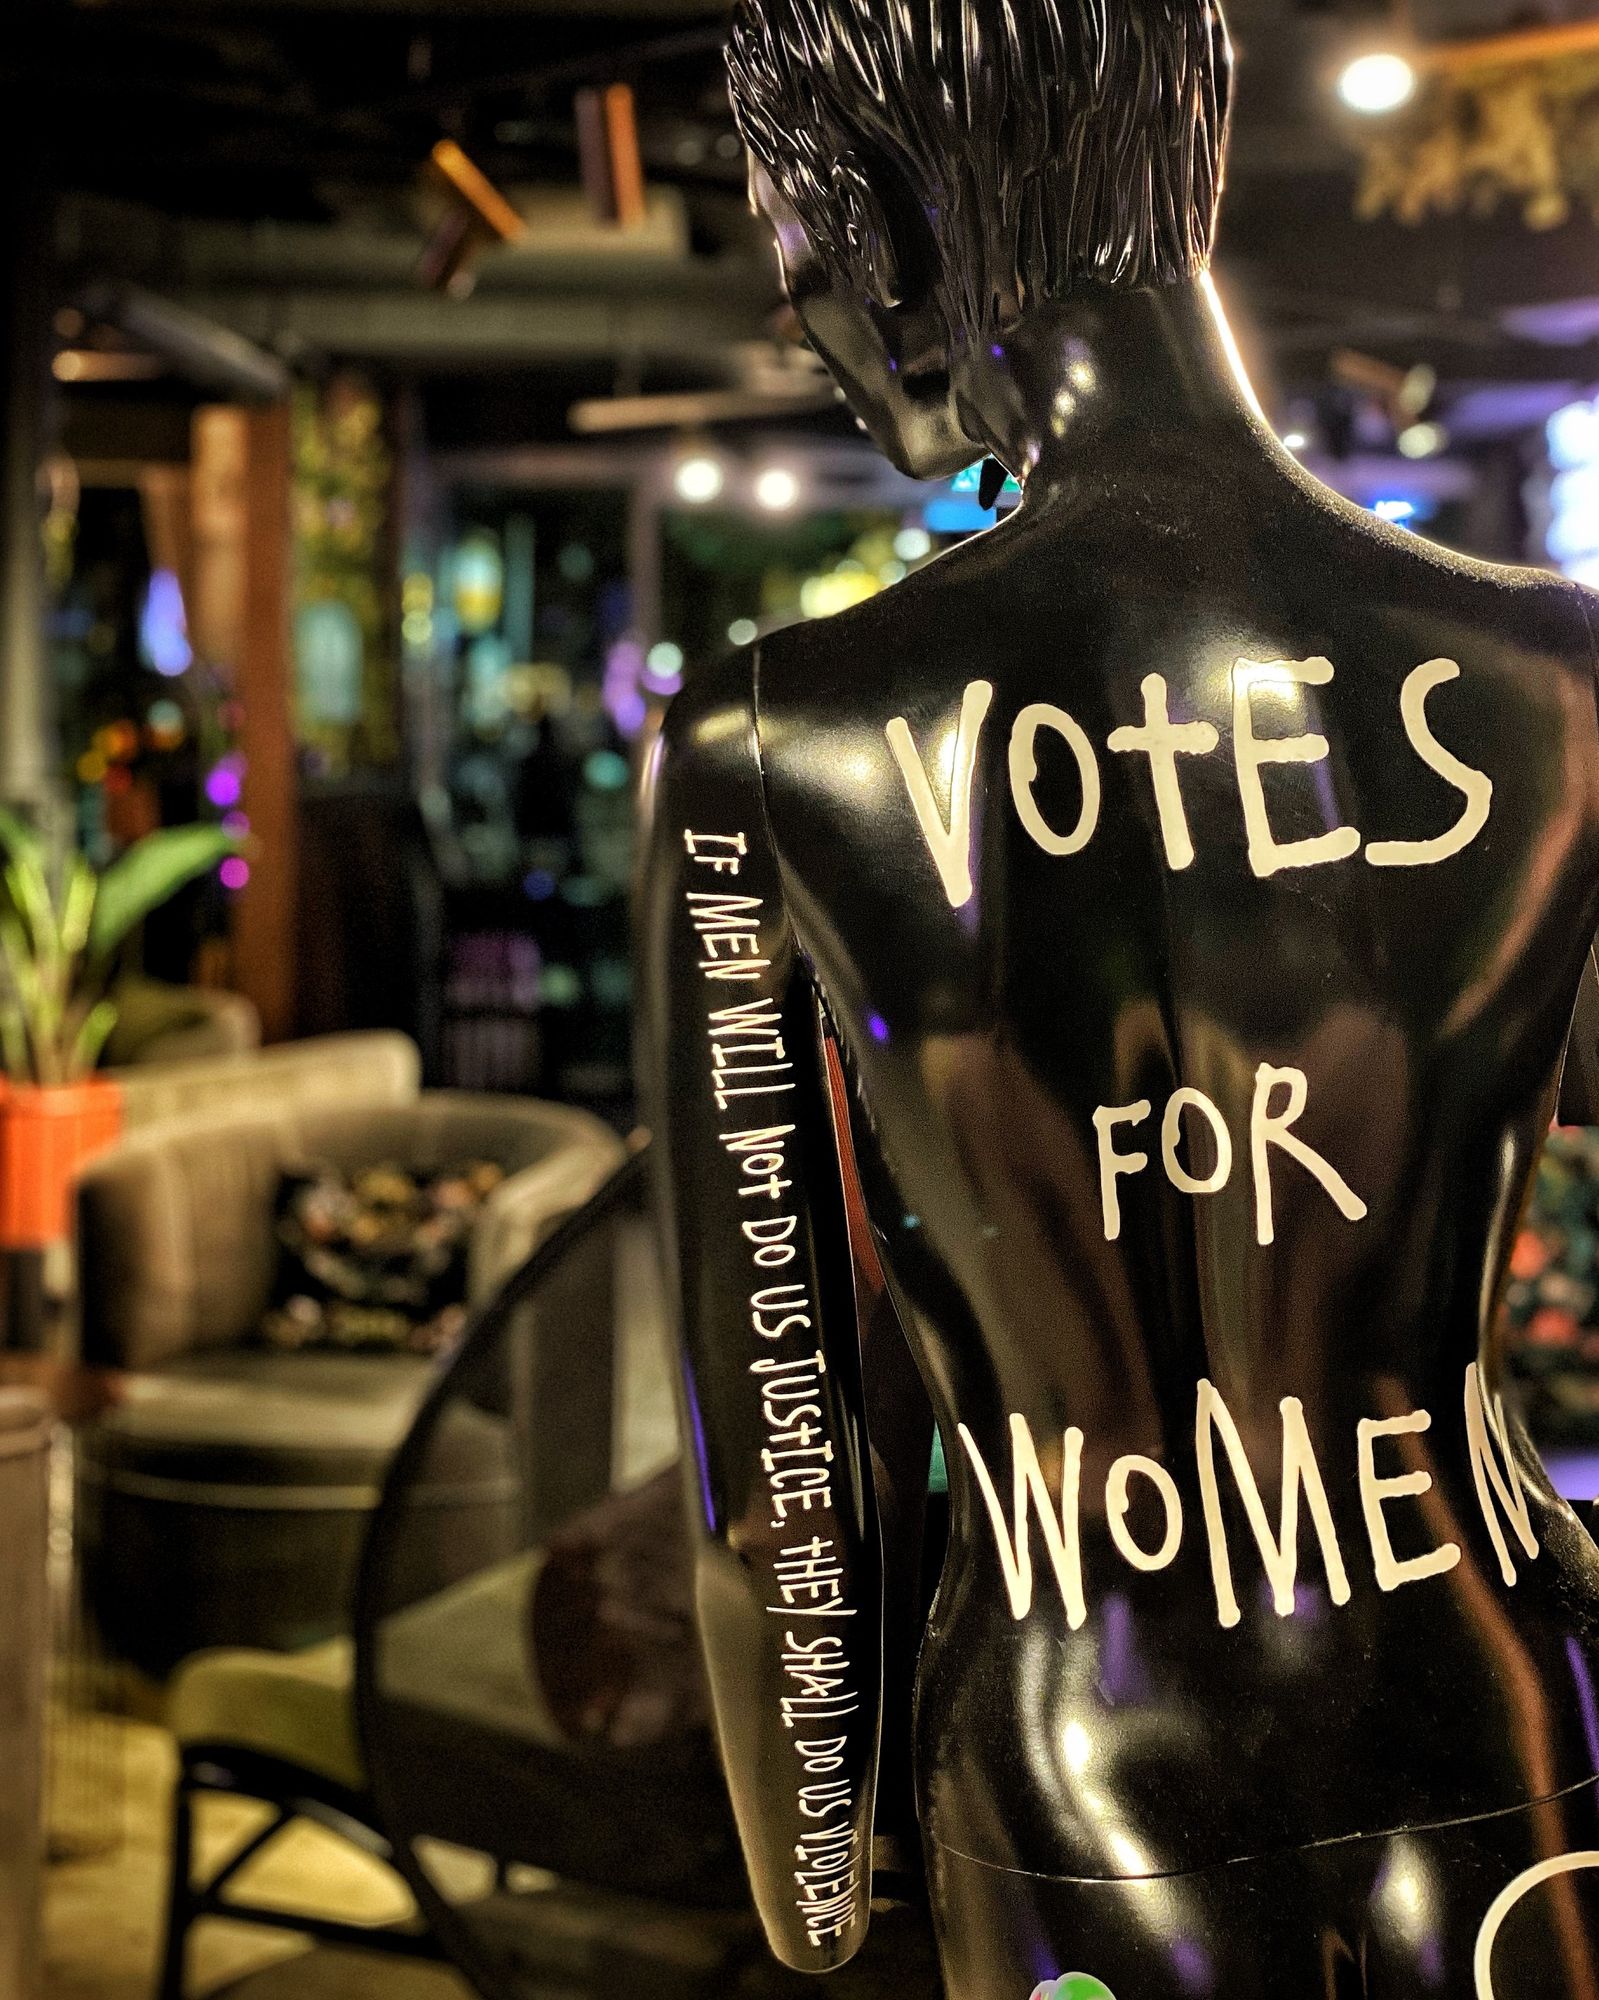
[153,1151,646,2000]
[156,1743,446,2000]
[351,1149,655,2000]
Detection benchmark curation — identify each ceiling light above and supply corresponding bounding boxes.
[674,454,725,505]
[1282,430,1309,453]
[1397,420,1447,459]
[1338,51,1417,115]
[754,466,800,512]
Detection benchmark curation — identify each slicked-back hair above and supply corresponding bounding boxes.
[728,0,1232,346]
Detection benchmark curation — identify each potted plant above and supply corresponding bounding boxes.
[0,811,243,1248]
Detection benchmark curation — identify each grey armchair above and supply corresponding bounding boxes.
[74,1092,625,1678]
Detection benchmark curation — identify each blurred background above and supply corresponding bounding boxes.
[7,0,1599,1996]
[17,0,1599,1113]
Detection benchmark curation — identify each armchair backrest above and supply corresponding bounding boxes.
[113,1031,421,1135]
[77,1110,289,1369]
[76,1091,625,1372]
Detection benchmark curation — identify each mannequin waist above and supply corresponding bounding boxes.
[912,1478,1599,1880]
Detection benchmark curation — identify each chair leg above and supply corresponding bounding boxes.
[155,1773,195,2000]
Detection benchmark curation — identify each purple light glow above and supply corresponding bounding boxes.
[205,763,243,811]
[1170,1936,1215,1996]
[219,857,250,892]
[222,811,250,836]
[1568,1635,1599,1771]
[612,690,647,736]
[679,1361,718,1533]
[867,1010,890,1044]
[603,636,649,741]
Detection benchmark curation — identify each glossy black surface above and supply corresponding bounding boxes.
[933,1779,1599,1999]
[641,0,1599,1987]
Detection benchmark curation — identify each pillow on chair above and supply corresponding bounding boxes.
[260,1159,505,1357]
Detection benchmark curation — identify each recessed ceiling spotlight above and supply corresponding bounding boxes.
[754,466,801,512]
[674,454,725,505]
[1338,50,1417,116]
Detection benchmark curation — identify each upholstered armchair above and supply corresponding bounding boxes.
[74,1091,625,1677]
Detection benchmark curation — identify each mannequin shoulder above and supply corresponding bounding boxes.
[652,648,761,781]
[1333,511,1599,678]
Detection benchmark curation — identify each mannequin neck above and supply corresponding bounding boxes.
[953,274,1267,498]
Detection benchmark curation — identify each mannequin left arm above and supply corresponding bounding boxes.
[638,654,883,1971]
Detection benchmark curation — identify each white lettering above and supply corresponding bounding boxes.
[1250,1063,1368,1247]
[885,679,994,909]
[1008,702,1102,858]
[1195,1382,1351,1628]
[1107,673,1219,871]
[1357,1411,1461,1591]
[1161,1086,1233,1197]
[1366,659,1493,868]
[1232,656,1363,878]
[1094,1100,1152,1241]
[1465,1362,1539,1587]
[1106,1454,1184,1572]
[958,1416,1086,1629]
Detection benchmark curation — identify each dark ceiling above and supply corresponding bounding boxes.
[20,0,1599,447]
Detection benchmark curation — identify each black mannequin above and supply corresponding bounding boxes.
[640,3,1599,1993]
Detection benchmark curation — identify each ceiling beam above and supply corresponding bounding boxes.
[147,283,770,366]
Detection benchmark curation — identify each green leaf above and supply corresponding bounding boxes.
[59,855,97,962]
[0,999,26,1080]
[0,907,50,1084]
[0,908,42,1016]
[0,806,44,879]
[67,998,118,1082]
[88,826,243,964]
[0,810,59,963]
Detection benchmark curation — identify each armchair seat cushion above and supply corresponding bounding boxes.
[76,1351,516,1678]
[169,1639,363,1794]
[81,1350,433,1493]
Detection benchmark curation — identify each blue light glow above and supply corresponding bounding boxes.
[951,461,1021,497]
[140,569,192,677]
[925,497,998,536]
[1550,399,1599,473]
[1548,401,1599,576]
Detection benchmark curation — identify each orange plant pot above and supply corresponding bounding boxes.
[0,1078,124,1250]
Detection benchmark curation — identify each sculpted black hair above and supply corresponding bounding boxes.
[727,0,1232,342]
